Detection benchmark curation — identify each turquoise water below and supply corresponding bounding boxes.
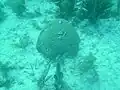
[0,0,120,90]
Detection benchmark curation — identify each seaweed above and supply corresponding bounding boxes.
[0,61,16,89]
[37,63,51,90]
[0,2,6,23]
[6,0,26,17]
[55,0,76,19]
[77,0,113,23]
[78,52,97,75]
[54,63,72,90]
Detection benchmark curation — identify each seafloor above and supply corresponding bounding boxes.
[0,0,120,90]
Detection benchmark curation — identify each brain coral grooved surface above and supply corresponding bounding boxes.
[36,19,80,61]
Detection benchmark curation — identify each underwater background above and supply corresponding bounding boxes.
[0,0,120,90]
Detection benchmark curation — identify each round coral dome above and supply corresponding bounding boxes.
[36,19,80,62]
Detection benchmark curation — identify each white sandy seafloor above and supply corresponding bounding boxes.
[0,0,120,90]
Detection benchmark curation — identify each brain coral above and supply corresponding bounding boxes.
[36,19,80,61]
